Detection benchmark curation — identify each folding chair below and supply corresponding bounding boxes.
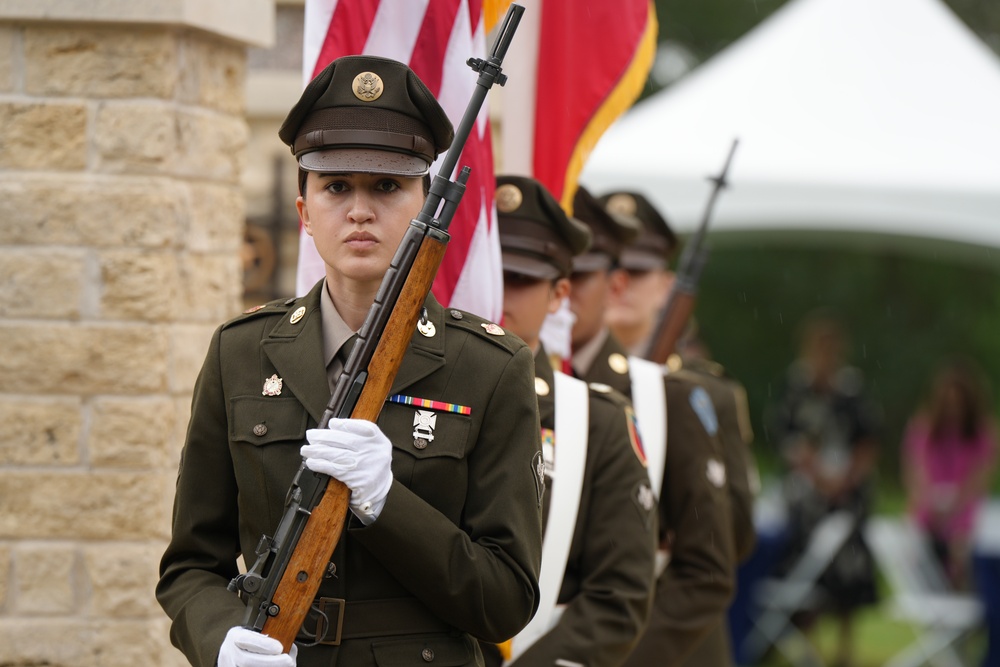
[742,509,856,666]
[864,515,984,667]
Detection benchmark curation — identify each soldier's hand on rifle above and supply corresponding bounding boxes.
[218,626,297,667]
[302,418,394,525]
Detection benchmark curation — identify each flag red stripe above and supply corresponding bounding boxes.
[467,0,482,41]
[430,123,491,307]
[532,2,649,202]
[408,0,462,96]
[313,0,381,77]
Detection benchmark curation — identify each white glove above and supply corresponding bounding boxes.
[301,418,394,524]
[217,626,297,667]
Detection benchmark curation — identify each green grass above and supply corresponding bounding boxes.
[755,604,986,667]
[749,479,988,666]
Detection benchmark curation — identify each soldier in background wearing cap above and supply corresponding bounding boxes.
[157,56,543,667]
[602,190,758,667]
[479,176,656,667]
[567,185,735,667]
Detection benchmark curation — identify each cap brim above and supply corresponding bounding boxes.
[618,249,667,271]
[572,252,614,274]
[502,251,561,280]
[299,148,430,176]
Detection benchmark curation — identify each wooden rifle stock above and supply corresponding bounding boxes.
[229,4,525,651]
[259,235,448,647]
[647,291,698,365]
[645,139,739,365]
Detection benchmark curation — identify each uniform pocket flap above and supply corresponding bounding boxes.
[377,403,471,460]
[372,634,472,666]
[230,396,309,446]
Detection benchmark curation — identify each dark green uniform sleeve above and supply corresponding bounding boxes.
[715,380,757,562]
[623,376,736,667]
[156,326,246,667]
[351,343,543,642]
[685,370,757,563]
[515,391,657,666]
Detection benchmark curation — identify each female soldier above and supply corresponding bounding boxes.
[157,55,543,667]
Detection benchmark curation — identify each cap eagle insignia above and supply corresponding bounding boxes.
[353,72,383,101]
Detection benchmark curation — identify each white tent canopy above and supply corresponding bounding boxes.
[579,0,1000,249]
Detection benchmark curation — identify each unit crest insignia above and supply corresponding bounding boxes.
[262,374,283,397]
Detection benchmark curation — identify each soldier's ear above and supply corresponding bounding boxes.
[548,278,571,313]
[296,195,314,237]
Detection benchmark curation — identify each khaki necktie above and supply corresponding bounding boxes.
[327,334,358,393]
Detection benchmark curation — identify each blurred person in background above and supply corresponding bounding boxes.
[769,312,881,667]
[903,358,998,589]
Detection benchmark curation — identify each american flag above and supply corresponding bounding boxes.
[296,0,505,322]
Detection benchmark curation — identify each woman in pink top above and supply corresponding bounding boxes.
[903,360,998,589]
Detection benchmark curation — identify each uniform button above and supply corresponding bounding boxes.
[253,423,267,436]
[421,648,434,662]
[449,309,463,320]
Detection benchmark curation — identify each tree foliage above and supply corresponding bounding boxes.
[693,236,1000,482]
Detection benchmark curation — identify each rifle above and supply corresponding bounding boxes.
[227,5,525,651]
[644,138,738,365]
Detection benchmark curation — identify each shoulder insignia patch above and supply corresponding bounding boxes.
[625,406,647,467]
[540,428,555,478]
[588,382,612,394]
[689,386,719,436]
[243,304,266,314]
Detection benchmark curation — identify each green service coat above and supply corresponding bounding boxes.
[582,334,736,667]
[157,281,543,667]
[508,348,656,667]
[671,357,758,563]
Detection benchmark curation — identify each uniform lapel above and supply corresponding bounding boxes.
[261,282,331,424]
[262,284,447,421]
[389,294,446,395]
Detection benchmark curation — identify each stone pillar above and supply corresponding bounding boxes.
[0,2,273,665]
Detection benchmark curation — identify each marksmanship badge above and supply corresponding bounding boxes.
[412,410,437,449]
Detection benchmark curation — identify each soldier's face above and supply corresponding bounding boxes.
[297,171,424,290]
[502,273,569,352]
[568,270,611,351]
[607,268,673,330]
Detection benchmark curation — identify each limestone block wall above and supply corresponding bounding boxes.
[0,5,272,665]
